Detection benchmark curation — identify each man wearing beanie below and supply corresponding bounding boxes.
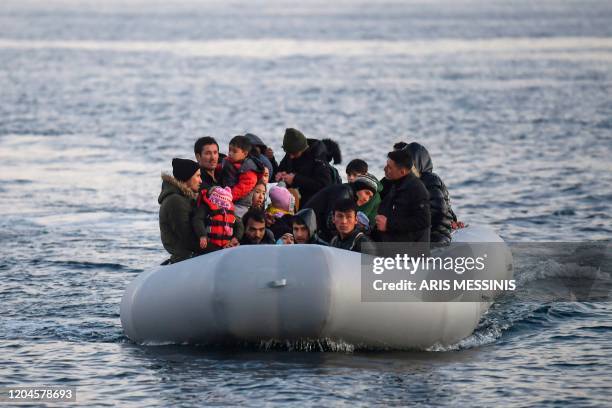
[275,128,333,205]
[158,158,202,263]
[302,172,380,242]
[374,149,431,243]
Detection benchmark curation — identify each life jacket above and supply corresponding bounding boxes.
[198,190,236,247]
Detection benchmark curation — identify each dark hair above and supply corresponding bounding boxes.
[229,135,252,152]
[292,217,307,227]
[243,208,266,226]
[333,198,357,215]
[387,149,413,170]
[322,138,342,164]
[393,141,408,151]
[194,136,219,156]
[346,159,368,175]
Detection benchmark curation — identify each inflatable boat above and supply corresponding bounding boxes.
[121,225,513,350]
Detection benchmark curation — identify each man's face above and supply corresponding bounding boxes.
[355,189,374,206]
[384,159,407,181]
[292,222,310,244]
[288,149,304,160]
[196,144,219,171]
[245,218,266,243]
[186,169,202,192]
[333,210,357,236]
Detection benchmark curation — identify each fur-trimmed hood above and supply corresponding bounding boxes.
[158,173,198,204]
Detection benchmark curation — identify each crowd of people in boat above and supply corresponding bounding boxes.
[158,128,461,264]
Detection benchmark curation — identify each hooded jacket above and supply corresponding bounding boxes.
[245,133,277,179]
[406,143,457,243]
[374,172,431,243]
[277,138,333,205]
[293,208,328,245]
[158,173,201,263]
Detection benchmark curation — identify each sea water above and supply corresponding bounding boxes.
[1,0,611,405]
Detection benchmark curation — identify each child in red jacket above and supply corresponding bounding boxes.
[218,135,264,217]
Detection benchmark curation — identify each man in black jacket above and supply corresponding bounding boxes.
[374,149,431,243]
[406,142,457,243]
[275,128,333,205]
[194,136,221,191]
[240,209,275,245]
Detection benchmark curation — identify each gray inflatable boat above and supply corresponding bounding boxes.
[121,225,512,350]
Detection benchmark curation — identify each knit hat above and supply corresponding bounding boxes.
[208,186,233,210]
[268,185,295,214]
[351,173,379,194]
[282,128,308,154]
[172,158,200,182]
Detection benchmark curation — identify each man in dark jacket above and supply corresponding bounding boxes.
[406,142,457,243]
[276,128,333,205]
[374,150,431,243]
[303,174,379,242]
[159,158,202,263]
[329,198,375,254]
[240,209,276,245]
[194,136,220,191]
[279,208,329,245]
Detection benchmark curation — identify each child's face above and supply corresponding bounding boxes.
[229,145,248,162]
[347,172,363,183]
[356,189,374,206]
[252,185,266,208]
[261,167,270,184]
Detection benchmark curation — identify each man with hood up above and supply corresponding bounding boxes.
[405,142,457,243]
[279,208,328,245]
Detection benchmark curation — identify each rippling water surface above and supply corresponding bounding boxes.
[1,0,611,405]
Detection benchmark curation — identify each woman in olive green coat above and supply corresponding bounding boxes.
[158,158,202,264]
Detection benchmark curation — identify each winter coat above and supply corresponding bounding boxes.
[293,208,328,245]
[303,183,356,242]
[200,168,219,192]
[218,155,264,217]
[158,174,201,263]
[330,229,375,254]
[277,138,333,205]
[356,179,383,227]
[406,143,457,243]
[374,173,431,243]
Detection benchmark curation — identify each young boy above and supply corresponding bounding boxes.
[329,198,375,254]
[218,135,265,217]
[345,159,369,182]
[192,186,243,252]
